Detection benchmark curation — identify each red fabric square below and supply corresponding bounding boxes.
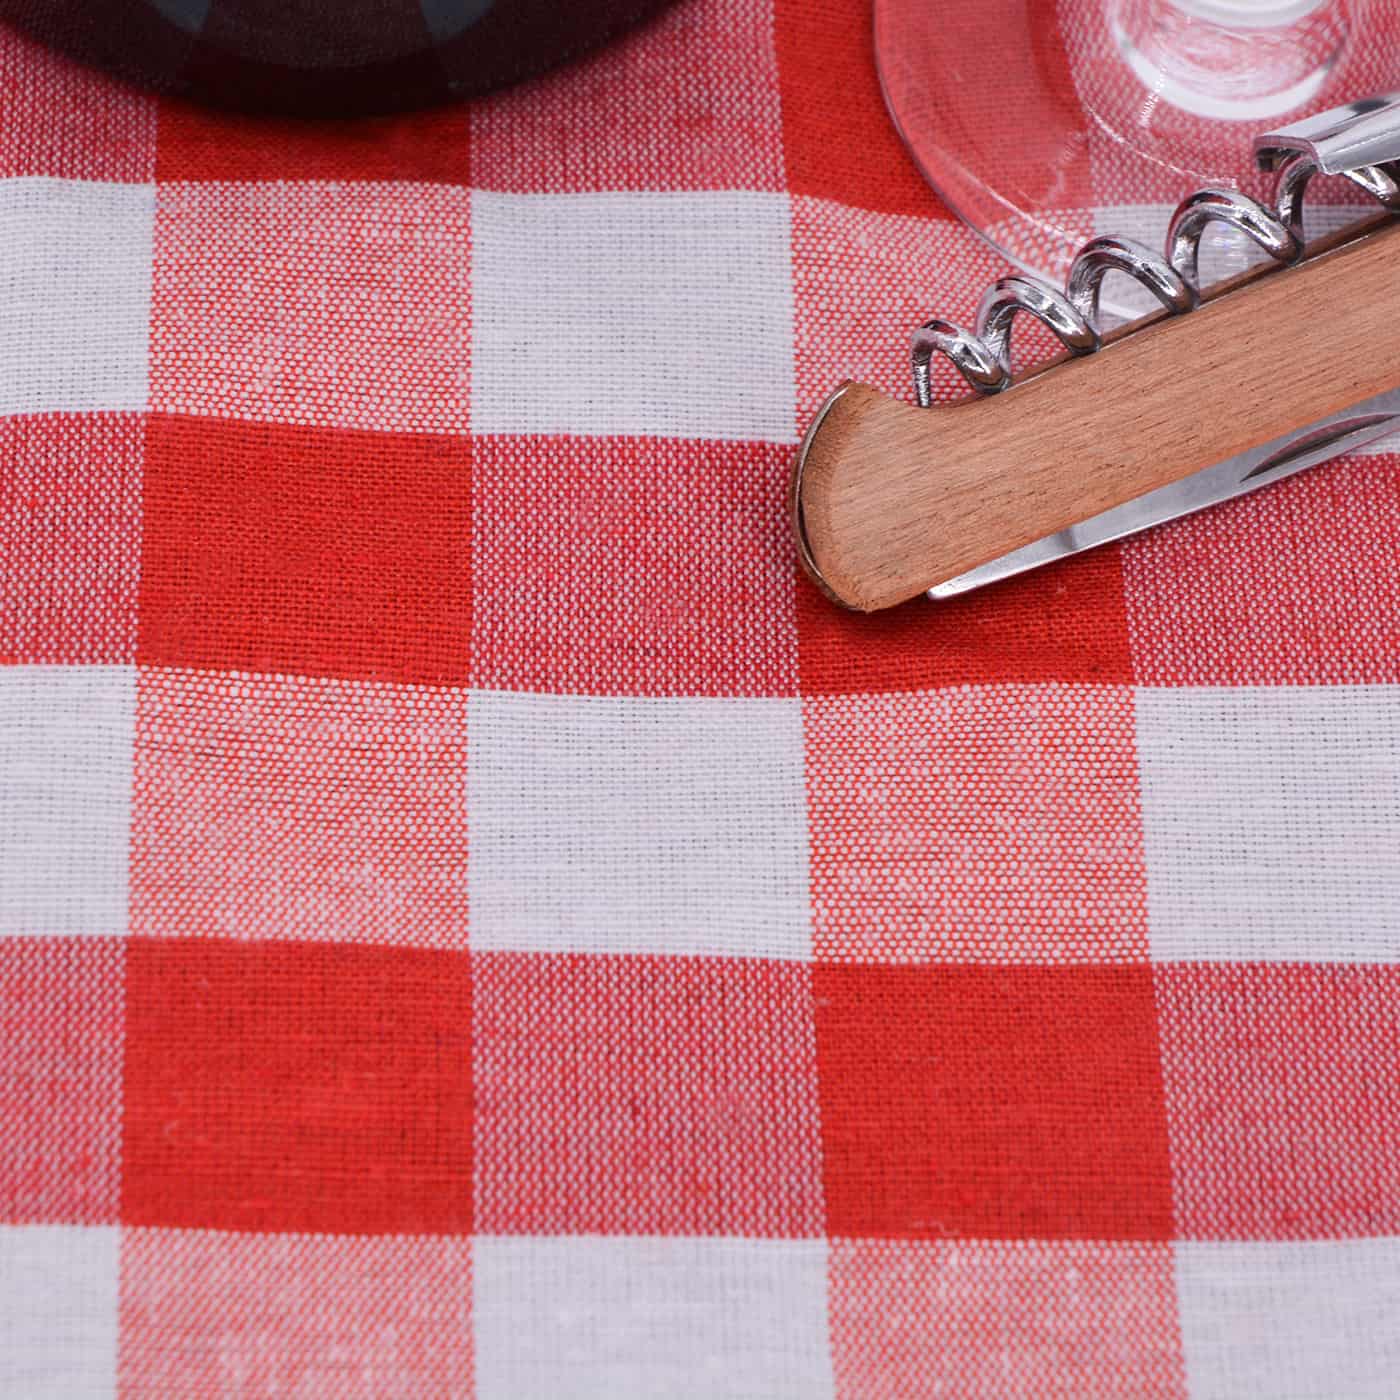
[774,0,948,216]
[804,686,1148,963]
[822,0,1096,233]
[154,98,471,184]
[471,436,797,696]
[1124,453,1400,685]
[137,415,471,684]
[0,413,143,665]
[797,557,1134,693]
[813,962,1173,1238]
[1157,963,1400,1240]
[130,669,470,947]
[828,1238,1185,1398]
[474,953,824,1236]
[150,180,471,433]
[0,938,123,1224]
[118,1230,473,1397]
[471,0,783,193]
[153,97,470,186]
[0,23,155,181]
[121,938,473,1234]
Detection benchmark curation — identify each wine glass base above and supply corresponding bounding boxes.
[874,0,1396,319]
[1110,14,1336,120]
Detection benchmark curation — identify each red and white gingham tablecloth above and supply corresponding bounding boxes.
[1,0,1399,1393]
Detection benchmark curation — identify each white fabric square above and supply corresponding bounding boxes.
[0,1225,119,1398]
[0,178,153,414]
[1176,1238,1400,1399]
[468,691,811,960]
[0,665,134,936]
[1136,686,1400,962]
[473,1235,833,1400]
[470,190,796,441]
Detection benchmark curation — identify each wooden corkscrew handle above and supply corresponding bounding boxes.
[793,215,1400,612]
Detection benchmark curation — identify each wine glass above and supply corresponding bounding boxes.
[875,0,1400,311]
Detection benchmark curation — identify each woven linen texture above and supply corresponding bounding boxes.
[1,0,1399,1394]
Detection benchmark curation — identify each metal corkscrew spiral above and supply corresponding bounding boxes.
[911,150,1400,406]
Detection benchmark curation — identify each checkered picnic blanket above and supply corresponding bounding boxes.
[2,0,1399,1394]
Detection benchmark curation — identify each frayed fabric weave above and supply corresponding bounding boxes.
[2,2,1399,1395]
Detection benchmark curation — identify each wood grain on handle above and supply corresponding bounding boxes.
[795,216,1400,612]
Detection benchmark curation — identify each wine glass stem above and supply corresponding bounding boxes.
[1110,0,1348,119]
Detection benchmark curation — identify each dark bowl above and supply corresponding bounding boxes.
[2,0,675,115]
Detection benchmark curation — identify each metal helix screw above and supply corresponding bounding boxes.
[911,151,1400,406]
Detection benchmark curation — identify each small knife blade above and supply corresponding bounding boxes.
[927,396,1400,599]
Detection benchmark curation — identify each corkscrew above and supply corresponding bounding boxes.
[792,93,1400,612]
